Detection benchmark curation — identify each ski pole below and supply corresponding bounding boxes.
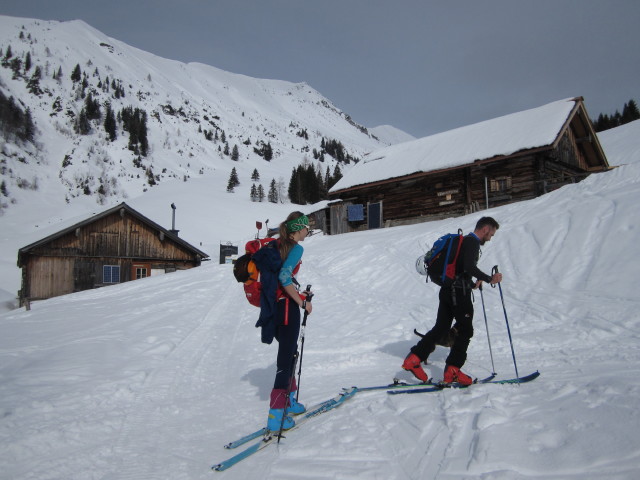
[296,285,313,402]
[492,266,520,381]
[479,284,496,375]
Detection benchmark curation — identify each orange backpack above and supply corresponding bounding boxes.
[233,238,276,307]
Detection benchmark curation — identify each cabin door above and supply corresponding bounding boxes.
[368,202,382,229]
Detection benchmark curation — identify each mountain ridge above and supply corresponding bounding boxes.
[0,14,411,214]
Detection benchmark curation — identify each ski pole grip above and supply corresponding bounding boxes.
[305,284,313,302]
[491,265,500,288]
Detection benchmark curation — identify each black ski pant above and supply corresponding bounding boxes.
[411,286,474,369]
[273,297,301,390]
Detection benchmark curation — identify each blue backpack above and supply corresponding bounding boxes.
[419,229,464,286]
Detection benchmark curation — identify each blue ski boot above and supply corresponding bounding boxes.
[267,408,295,432]
[288,391,306,415]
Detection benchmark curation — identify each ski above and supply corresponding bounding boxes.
[223,395,336,449]
[224,398,344,450]
[223,427,268,450]
[387,371,539,395]
[224,377,431,448]
[212,387,357,471]
[357,377,433,392]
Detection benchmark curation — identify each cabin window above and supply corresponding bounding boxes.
[135,267,148,279]
[103,265,120,284]
[347,204,365,222]
[490,176,512,192]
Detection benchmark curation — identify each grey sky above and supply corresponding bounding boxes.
[1,0,638,138]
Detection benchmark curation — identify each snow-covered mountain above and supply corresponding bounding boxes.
[0,118,639,479]
[2,17,640,479]
[368,124,415,145]
[0,15,401,215]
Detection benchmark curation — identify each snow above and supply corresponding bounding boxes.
[598,119,640,166]
[331,97,579,192]
[369,124,416,146]
[1,119,640,479]
[0,14,390,227]
[2,13,640,480]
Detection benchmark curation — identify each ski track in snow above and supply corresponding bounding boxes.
[2,163,640,478]
[104,273,242,479]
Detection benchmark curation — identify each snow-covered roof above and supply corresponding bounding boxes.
[330,97,580,193]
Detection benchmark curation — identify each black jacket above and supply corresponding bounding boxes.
[456,233,492,287]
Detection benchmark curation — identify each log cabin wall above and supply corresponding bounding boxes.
[18,205,206,304]
[327,99,608,234]
[330,146,597,233]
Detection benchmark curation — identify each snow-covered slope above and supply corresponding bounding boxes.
[369,124,416,145]
[1,120,639,479]
[0,15,396,215]
[598,119,640,166]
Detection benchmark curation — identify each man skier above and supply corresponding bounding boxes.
[402,216,503,385]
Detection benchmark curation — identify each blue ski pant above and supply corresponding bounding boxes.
[273,297,301,390]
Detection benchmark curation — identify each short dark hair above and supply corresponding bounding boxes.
[475,216,500,231]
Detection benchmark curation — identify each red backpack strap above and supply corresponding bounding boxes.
[445,234,465,280]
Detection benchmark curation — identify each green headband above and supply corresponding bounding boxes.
[286,215,309,233]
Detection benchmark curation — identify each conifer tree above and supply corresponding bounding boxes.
[251,168,260,181]
[268,178,278,203]
[84,93,101,120]
[23,108,35,142]
[288,167,301,204]
[330,164,343,189]
[27,66,42,95]
[10,57,22,79]
[75,108,91,135]
[264,142,273,161]
[257,184,265,202]
[104,103,117,141]
[250,183,258,201]
[24,52,31,72]
[227,167,240,192]
[71,63,81,83]
[622,99,640,124]
[3,45,12,62]
[231,144,239,161]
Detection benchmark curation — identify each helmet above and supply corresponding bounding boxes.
[415,254,428,276]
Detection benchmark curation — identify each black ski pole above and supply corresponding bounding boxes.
[296,285,313,402]
[492,265,520,381]
[479,284,497,375]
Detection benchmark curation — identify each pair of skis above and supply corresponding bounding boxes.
[212,387,358,471]
[212,371,539,471]
[387,370,539,394]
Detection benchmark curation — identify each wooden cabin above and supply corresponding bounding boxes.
[17,202,208,306]
[328,97,610,234]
